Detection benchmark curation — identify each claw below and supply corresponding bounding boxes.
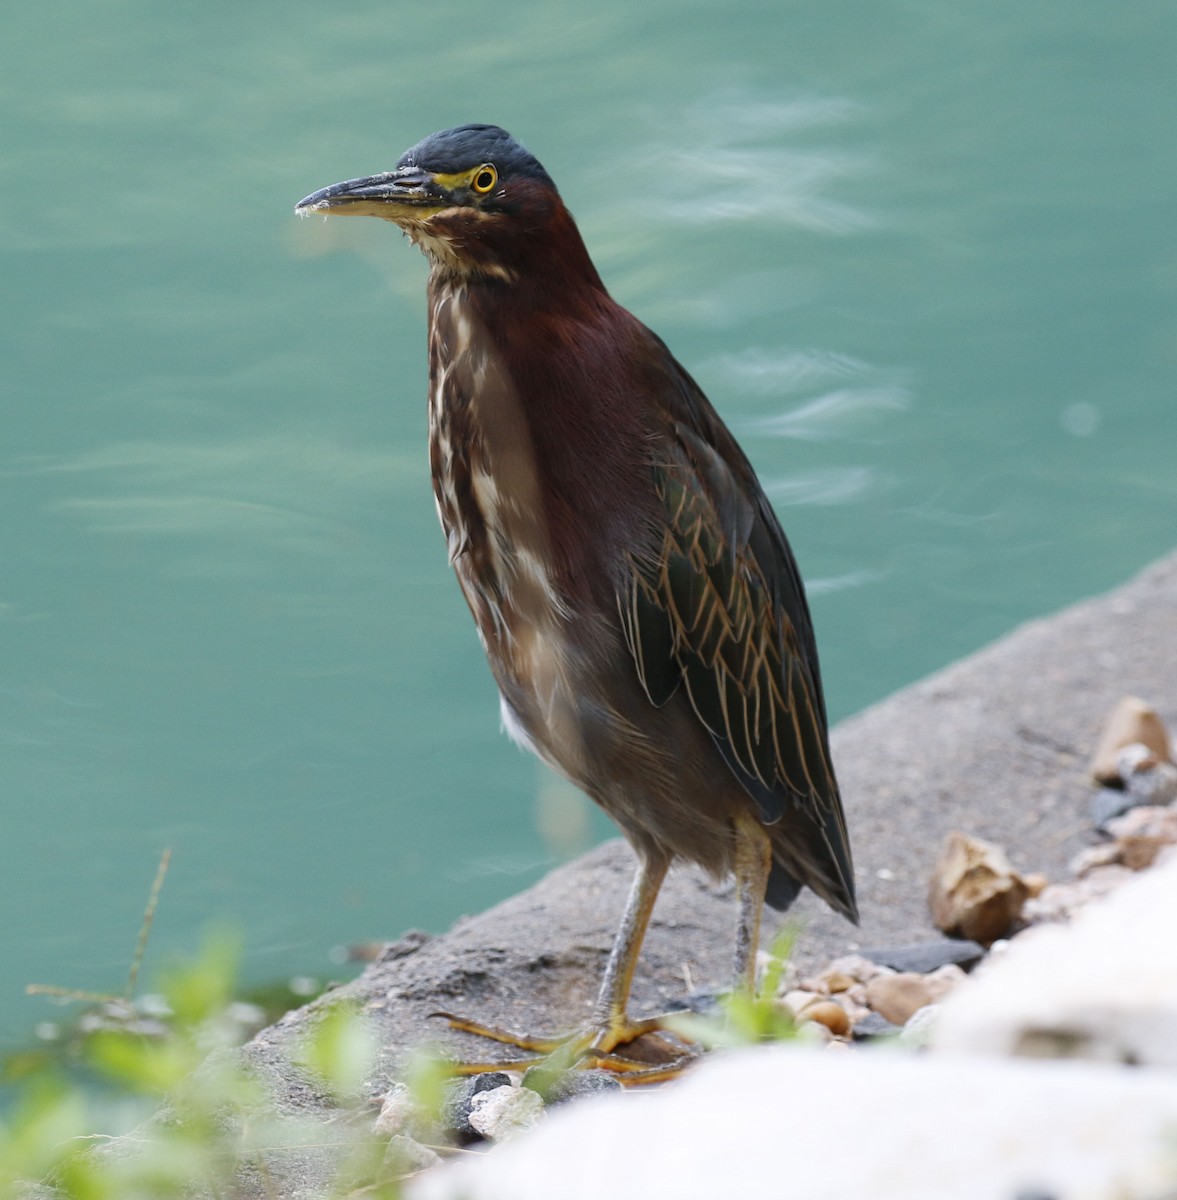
[430,1007,702,1085]
[429,1011,568,1054]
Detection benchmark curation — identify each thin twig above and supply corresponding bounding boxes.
[126,847,172,1000]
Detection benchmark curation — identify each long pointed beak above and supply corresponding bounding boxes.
[295,168,444,221]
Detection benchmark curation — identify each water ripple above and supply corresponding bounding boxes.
[706,348,884,394]
[765,466,877,506]
[634,89,875,233]
[749,386,911,440]
[6,434,423,558]
[806,568,886,595]
[702,346,912,442]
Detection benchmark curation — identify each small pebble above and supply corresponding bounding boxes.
[781,989,824,1021]
[799,1000,851,1038]
[1118,834,1169,871]
[927,832,1029,944]
[818,970,856,994]
[824,953,892,984]
[865,972,935,1026]
[836,996,871,1029]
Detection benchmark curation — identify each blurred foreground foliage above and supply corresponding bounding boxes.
[666,926,801,1049]
[0,931,414,1200]
[1,856,805,1199]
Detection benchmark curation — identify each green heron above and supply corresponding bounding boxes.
[296,124,856,1074]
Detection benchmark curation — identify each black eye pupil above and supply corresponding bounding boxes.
[477,171,494,190]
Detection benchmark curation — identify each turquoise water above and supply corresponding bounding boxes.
[3,1,1175,1045]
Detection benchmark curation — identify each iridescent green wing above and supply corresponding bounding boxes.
[621,423,832,809]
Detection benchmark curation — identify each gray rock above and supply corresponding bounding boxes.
[859,939,986,974]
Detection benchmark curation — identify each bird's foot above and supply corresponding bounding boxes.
[430,1009,701,1085]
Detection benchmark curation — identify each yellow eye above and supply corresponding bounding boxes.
[471,165,498,194]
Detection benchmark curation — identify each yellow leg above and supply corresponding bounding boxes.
[436,823,775,1083]
[585,851,669,1048]
[732,812,773,993]
[434,851,699,1082]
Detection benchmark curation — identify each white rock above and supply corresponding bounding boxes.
[933,852,1177,1066]
[405,1047,1177,1200]
[466,1084,544,1141]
